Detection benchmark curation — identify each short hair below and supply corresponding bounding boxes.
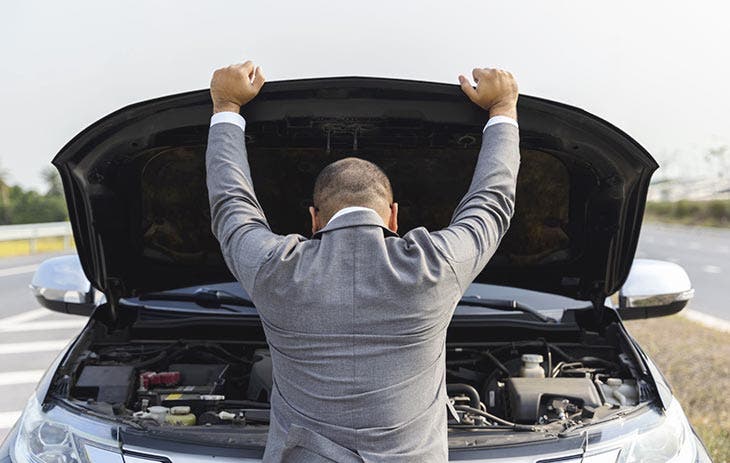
[313,157,393,224]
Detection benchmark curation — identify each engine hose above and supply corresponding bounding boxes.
[452,405,535,431]
[480,350,511,376]
[217,400,271,409]
[541,339,553,375]
[545,344,576,362]
[448,348,510,376]
[447,383,481,409]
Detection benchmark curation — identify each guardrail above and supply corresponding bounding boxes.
[0,222,73,254]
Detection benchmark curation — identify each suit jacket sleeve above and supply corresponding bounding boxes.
[428,122,521,292]
[206,121,283,294]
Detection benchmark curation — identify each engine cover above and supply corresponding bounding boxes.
[505,377,602,423]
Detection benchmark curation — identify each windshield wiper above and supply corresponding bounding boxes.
[138,288,255,311]
[458,296,556,323]
[139,290,552,321]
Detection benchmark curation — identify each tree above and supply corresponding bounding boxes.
[5,186,67,224]
[0,163,68,225]
[0,161,10,224]
[41,166,63,197]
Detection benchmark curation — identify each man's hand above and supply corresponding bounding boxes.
[459,68,518,120]
[210,61,266,114]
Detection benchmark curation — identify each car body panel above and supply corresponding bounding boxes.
[52,77,657,302]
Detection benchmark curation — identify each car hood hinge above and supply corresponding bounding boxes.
[104,277,125,323]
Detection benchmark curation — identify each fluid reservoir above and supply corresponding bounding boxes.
[165,406,196,426]
[519,354,545,378]
[599,378,639,406]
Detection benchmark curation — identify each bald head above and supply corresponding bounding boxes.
[311,157,396,230]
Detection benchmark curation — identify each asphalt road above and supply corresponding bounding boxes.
[0,251,84,443]
[635,223,729,322]
[0,223,726,442]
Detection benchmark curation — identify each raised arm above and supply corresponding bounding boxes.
[429,68,521,291]
[206,61,280,293]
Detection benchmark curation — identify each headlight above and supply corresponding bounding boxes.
[11,397,123,463]
[615,400,698,463]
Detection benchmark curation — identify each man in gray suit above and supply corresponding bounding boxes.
[206,61,520,462]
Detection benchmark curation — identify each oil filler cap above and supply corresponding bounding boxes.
[521,354,544,364]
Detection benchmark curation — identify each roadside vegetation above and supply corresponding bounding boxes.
[644,199,730,228]
[625,314,729,462]
[0,165,71,256]
[0,166,67,225]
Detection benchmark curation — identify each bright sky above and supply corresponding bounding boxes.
[2,0,729,191]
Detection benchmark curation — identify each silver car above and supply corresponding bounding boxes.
[0,77,711,462]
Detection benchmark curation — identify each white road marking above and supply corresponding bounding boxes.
[688,242,701,250]
[0,308,49,328]
[0,369,45,386]
[702,265,722,274]
[720,245,730,254]
[0,340,69,355]
[682,309,730,333]
[0,319,86,333]
[0,410,21,429]
[0,264,39,278]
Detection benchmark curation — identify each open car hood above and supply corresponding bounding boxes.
[53,77,657,302]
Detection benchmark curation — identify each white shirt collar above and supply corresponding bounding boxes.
[327,206,382,225]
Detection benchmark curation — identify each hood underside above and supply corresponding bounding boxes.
[53,77,657,301]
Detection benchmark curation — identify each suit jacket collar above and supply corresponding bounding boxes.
[312,209,399,238]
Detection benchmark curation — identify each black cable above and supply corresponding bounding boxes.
[480,350,511,377]
[451,348,511,375]
[541,339,553,376]
[452,405,535,431]
[545,344,576,362]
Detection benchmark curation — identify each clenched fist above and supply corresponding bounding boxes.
[459,68,518,120]
[210,61,266,114]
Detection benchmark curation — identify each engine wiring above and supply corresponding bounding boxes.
[53,331,644,434]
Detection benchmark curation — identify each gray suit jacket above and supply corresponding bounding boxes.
[206,119,520,462]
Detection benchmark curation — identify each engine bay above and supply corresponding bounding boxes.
[53,315,648,439]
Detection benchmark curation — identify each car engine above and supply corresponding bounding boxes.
[444,345,639,430]
[57,329,642,434]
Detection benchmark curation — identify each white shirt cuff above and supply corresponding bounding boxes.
[484,115,518,132]
[210,112,246,133]
[210,111,513,135]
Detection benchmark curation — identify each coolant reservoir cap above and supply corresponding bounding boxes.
[521,354,544,364]
[606,378,623,387]
[170,406,191,415]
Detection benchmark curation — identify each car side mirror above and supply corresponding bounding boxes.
[618,259,694,320]
[29,255,102,316]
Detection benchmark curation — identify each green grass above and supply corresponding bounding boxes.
[0,237,74,257]
[625,314,729,462]
[645,199,730,227]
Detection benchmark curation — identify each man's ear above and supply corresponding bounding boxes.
[388,202,398,233]
[309,206,319,236]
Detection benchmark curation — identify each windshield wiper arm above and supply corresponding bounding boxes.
[138,288,255,310]
[140,290,551,321]
[458,296,556,323]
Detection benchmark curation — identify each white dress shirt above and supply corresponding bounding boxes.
[210,111,518,225]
